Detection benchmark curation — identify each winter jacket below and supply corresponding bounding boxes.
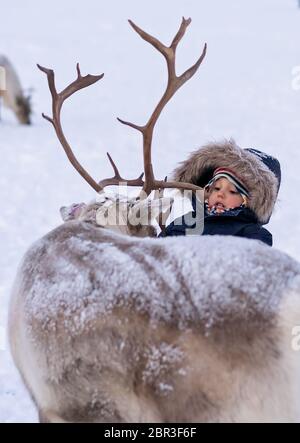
[160,203,273,246]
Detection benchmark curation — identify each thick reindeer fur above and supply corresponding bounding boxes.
[9,222,300,422]
[172,139,279,224]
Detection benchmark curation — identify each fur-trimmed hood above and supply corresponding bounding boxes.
[172,139,281,224]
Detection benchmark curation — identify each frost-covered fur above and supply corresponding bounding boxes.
[9,223,300,423]
[172,139,279,224]
[0,55,31,124]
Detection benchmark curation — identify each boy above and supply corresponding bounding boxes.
[161,140,281,247]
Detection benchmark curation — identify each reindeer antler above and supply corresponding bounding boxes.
[99,152,144,188]
[38,63,104,192]
[118,18,207,195]
[38,64,144,192]
[38,18,207,196]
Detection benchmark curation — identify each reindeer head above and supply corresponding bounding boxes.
[60,193,174,237]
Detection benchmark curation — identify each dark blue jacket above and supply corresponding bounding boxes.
[160,202,272,246]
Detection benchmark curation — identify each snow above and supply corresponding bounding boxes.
[1,0,300,423]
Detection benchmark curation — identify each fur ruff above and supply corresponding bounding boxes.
[172,139,279,224]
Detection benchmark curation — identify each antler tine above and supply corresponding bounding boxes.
[38,63,105,193]
[118,18,207,196]
[170,17,191,51]
[98,152,144,188]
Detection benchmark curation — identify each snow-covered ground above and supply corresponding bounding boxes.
[0,0,299,423]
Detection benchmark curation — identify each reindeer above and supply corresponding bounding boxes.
[0,55,31,124]
[8,19,300,423]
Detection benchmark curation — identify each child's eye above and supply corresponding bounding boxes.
[230,190,239,194]
[213,186,220,191]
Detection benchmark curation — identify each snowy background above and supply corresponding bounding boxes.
[0,0,299,423]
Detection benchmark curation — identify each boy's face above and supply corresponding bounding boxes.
[207,177,244,213]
